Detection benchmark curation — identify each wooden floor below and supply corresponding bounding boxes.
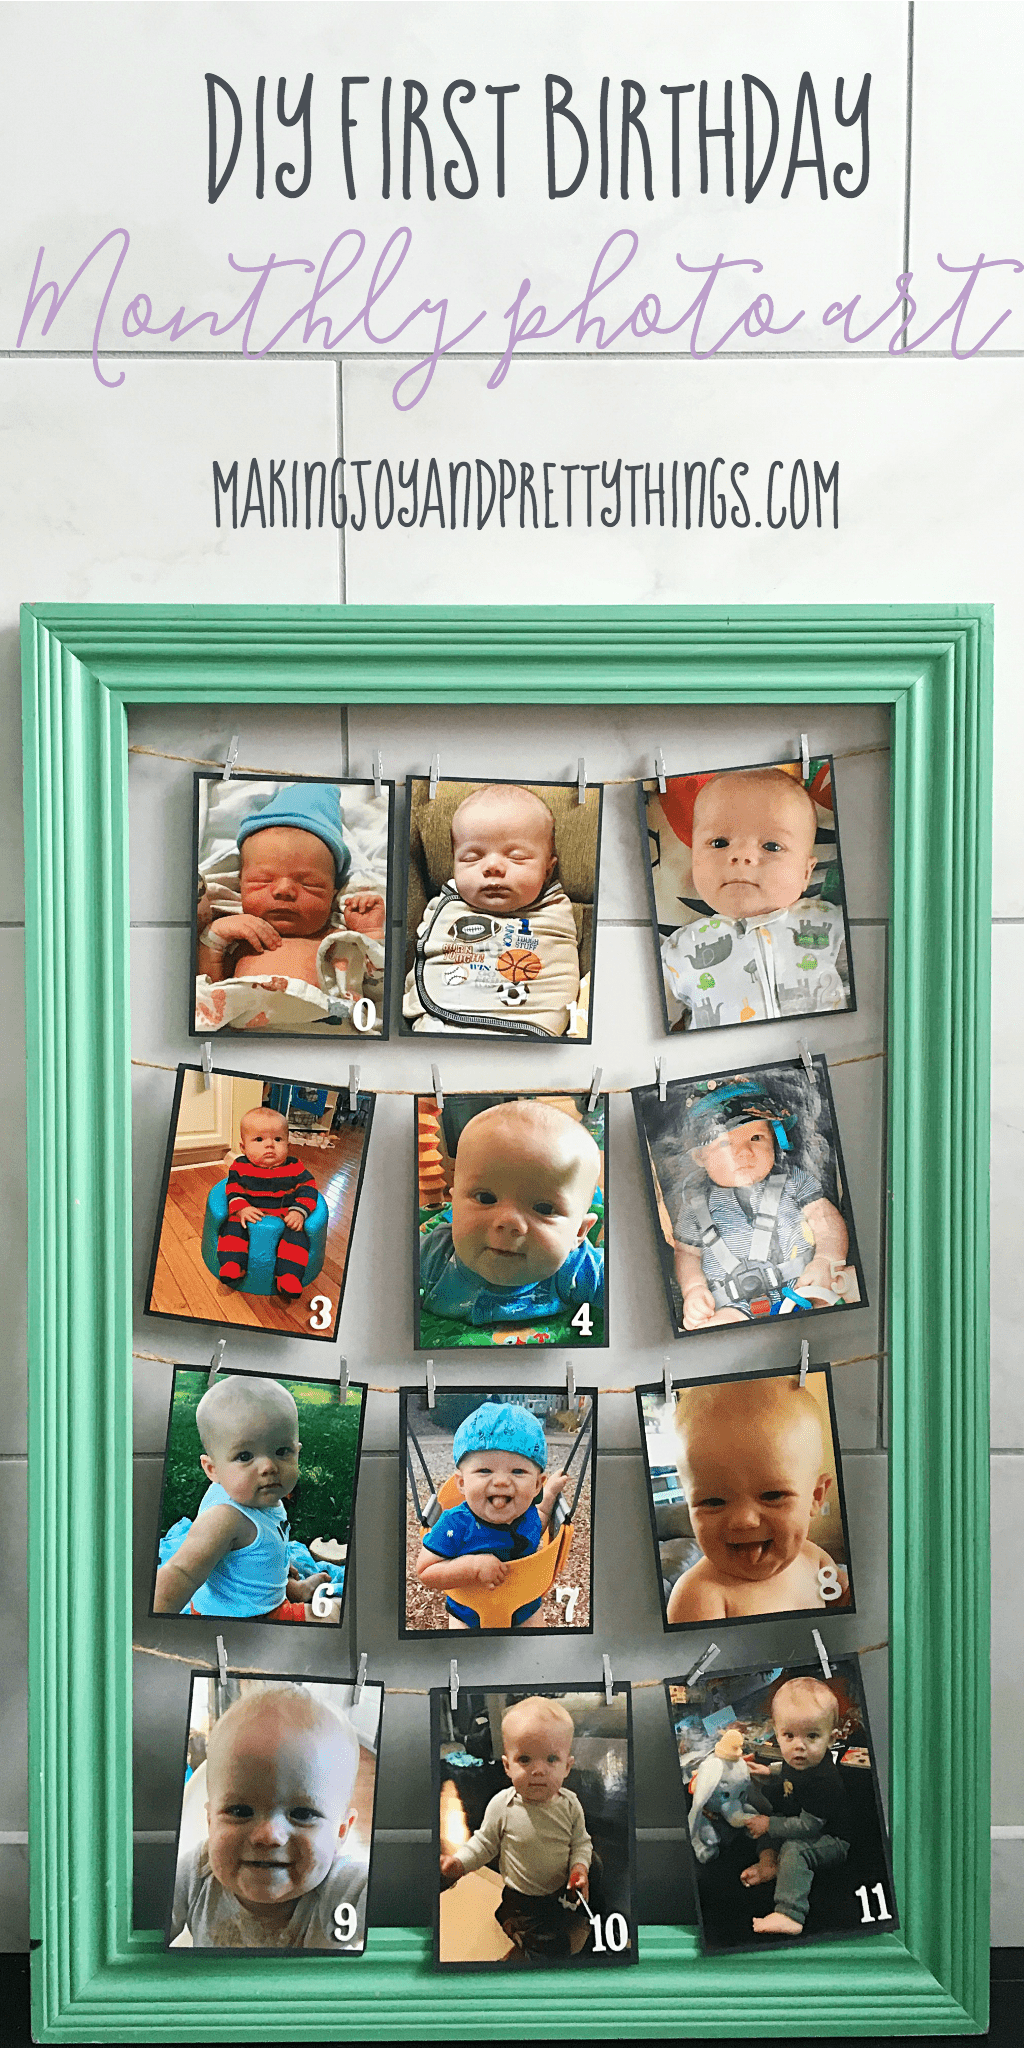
[149,1127,365,1337]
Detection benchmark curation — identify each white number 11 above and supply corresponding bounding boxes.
[855,1882,892,1924]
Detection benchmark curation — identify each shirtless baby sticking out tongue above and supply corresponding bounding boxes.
[666,1376,848,1623]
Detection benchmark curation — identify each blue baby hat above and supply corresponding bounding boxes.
[453,1401,547,1469]
[236,782,351,887]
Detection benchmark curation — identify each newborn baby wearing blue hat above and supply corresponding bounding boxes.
[415,1401,568,1630]
[196,781,386,1034]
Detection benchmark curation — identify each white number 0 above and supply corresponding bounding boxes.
[333,1901,358,1941]
[352,998,376,1034]
[309,1295,332,1330]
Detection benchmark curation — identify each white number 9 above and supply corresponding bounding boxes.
[312,1579,335,1618]
[333,1901,358,1941]
[309,1295,332,1331]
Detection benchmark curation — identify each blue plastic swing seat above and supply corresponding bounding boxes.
[201,1177,330,1297]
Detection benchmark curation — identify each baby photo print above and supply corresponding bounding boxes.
[168,1672,383,1954]
[145,1064,374,1342]
[637,1365,853,1628]
[150,1368,366,1628]
[638,756,854,1035]
[401,1386,596,1636]
[191,771,394,1038]
[400,773,603,1040]
[415,1090,608,1350]
[665,1655,897,1956]
[433,1684,636,1970]
[632,1057,866,1339]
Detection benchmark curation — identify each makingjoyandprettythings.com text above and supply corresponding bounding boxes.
[211,452,840,534]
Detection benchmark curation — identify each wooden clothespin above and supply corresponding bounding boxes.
[354,1652,368,1704]
[429,753,440,800]
[208,1338,226,1388]
[587,1068,602,1113]
[373,750,383,799]
[221,735,240,782]
[799,1340,810,1387]
[216,1635,228,1687]
[201,1042,214,1091]
[655,750,667,794]
[800,732,810,779]
[602,1654,614,1705]
[656,1056,667,1103]
[449,1659,459,1710]
[348,1065,360,1114]
[426,1361,436,1409]
[812,1628,832,1679]
[577,756,586,805]
[431,1064,444,1111]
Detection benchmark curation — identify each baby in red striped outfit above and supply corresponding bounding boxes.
[217,1108,318,1300]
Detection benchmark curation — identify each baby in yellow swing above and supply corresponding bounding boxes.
[415,1402,568,1630]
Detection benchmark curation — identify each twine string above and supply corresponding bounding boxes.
[131,1640,888,1685]
[128,742,890,779]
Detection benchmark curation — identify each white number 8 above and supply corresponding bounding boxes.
[309,1295,332,1331]
[817,1564,843,1603]
[333,1901,358,1941]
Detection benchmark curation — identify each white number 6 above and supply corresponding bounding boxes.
[312,1579,335,1619]
[309,1295,332,1330]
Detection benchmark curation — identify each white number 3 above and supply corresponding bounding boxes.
[309,1295,332,1330]
[333,1901,358,1941]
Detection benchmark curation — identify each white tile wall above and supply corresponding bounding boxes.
[1,0,1019,1965]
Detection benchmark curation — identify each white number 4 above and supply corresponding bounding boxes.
[570,1302,593,1338]
[855,1882,892,1924]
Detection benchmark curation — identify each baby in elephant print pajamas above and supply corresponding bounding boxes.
[661,769,849,1030]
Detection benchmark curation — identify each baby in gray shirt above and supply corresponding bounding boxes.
[171,1685,365,1950]
[440,1695,592,1959]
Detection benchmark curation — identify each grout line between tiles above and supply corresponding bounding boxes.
[10,348,1024,365]
[338,359,348,604]
[901,2,915,352]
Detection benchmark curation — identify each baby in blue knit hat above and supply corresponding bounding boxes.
[415,1401,568,1631]
[196,781,387,1033]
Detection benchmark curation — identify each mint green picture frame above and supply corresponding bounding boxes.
[22,603,992,2040]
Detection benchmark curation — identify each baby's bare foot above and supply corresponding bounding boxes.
[752,1911,803,1936]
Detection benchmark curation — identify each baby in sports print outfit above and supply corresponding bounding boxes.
[403,784,581,1038]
